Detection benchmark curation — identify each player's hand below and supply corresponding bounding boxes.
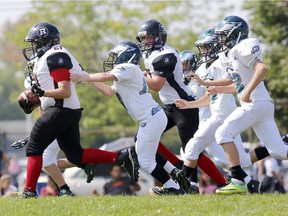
[191,73,204,85]
[10,137,29,149]
[175,99,189,109]
[31,84,45,97]
[70,73,90,83]
[240,91,252,103]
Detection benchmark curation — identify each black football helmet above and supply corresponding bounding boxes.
[136,19,167,56]
[179,50,199,72]
[215,15,249,52]
[103,41,142,72]
[195,28,220,64]
[22,22,60,61]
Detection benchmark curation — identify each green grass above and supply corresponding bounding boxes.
[0,194,287,216]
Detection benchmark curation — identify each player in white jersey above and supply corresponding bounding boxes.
[206,16,288,194]
[176,29,253,191]
[180,49,229,169]
[71,41,189,195]
[20,23,139,198]
[136,19,227,190]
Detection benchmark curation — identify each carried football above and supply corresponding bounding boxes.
[17,90,41,114]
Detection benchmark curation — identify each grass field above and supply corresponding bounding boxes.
[0,194,287,216]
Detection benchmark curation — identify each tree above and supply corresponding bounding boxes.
[0,0,235,148]
[243,1,288,135]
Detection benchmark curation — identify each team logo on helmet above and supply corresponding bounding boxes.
[57,57,64,65]
[37,27,48,37]
[159,24,166,33]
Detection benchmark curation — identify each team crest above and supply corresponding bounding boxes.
[163,57,170,64]
[251,46,259,54]
[37,27,48,37]
[158,24,166,34]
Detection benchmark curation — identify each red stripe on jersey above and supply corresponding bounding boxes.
[50,68,70,82]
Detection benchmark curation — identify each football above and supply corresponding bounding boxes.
[17,90,41,114]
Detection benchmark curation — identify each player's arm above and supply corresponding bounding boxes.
[71,72,118,83]
[192,73,232,86]
[89,82,115,97]
[145,53,177,92]
[175,91,210,109]
[207,84,236,95]
[240,60,268,103]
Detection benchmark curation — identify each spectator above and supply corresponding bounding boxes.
[260,156,286,194]
[40,176,59,197]
[198,171,217,194]
[103,165,140,196]
[7,155,20,188]
[0,149,10,177]
[0,174,17,197]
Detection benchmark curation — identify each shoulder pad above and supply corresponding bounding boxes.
[152,53,177,77]
[47,52,73,72]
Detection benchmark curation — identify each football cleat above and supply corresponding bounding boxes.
[170,168,190,192]
[84,164,97,183]
[247,179,261,194]
[282,134,288,145]
[152,186,185,196]
[215,180,247,195]
[21,188,37,198]
[186,182,200,194]
[58,189,75,197]
[11,137,29,149]
[117,147,139,182]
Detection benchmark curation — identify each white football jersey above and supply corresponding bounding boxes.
[143,45,192,104]
[227,38,272,104]
[111,63,161,122]
[208,58,237,122]
[34,45,87,110]
[193,64,211,122]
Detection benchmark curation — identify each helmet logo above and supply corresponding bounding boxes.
[251,46,259,54]
[37,27,48,37]
[57,57,64,65]
[159,24,166,33]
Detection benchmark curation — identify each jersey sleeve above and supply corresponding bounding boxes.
[110,64,134,82]
[152,53,177,78]
[47,52,73,82]
[235,39,262,70]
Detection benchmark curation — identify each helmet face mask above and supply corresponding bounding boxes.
[195,28,220,64]
[103,41,142,72]
[22,22,60,61]
[215,16,249,52]
[136,19,167,56]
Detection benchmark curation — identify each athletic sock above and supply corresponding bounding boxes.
[81,148,118,164]
[230,165,245,182]
[155,151,177,173]
[151,164,171,185]
[254,146,270,160]
[25,156,43,191]
[182,164,195,179]
[157,142,181,165]
[197,153,227,185]
[60,184,70,190]
[241,169,251,184]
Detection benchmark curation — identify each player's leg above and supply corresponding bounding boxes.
[172,105,226,185]
[215,104,260,194]
[136,111,184,195]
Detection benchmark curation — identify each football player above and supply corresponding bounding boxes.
[206,15,288,194]
[71,41,188,195]
[20,22,139,198]
[176,29,255,192]
[136,19,227,193]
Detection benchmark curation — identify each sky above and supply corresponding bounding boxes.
[0,0,248,30]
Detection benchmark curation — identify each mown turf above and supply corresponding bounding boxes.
[0,194,287,216]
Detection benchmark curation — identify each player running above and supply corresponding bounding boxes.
[136,20,227,193]
[176,29,254,192]
[20,22,139,198]
[71,41,188,195]
[206,15,288,194]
